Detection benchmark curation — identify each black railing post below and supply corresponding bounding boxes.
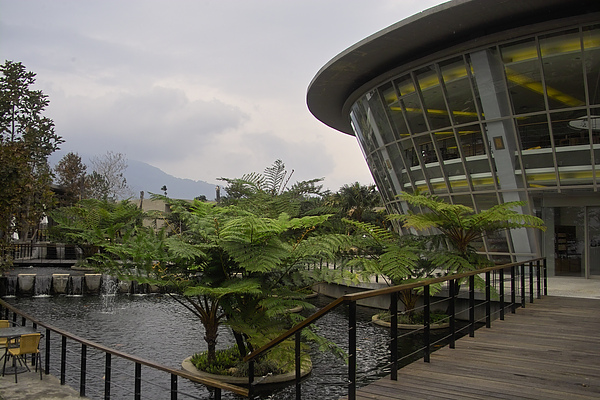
[348,301,357,400]
[521,263,526,308]
[424,285,430,363]
[61,336,67,385]
[449,280,456,349]
[536,259,541,299]
[295,331,301,400]
[511,266,516,314]
[529,262,534,303]
[45,328,50,375]
[215,388,221,400]
[485,271,491,328]
[499,268,505,321]
[80,344,87,397]
[135,362,142,400]
[543,258,548,296]
[248,360,255,399]
[105,353,111,400]
[469,275,475,337]
[171,374,177,400]
[390,291,398,380]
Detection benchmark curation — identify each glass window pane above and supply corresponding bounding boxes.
[472,193,499,211]
[583,25,600,105]
[540,30,586,110]
[413,133,438,164]
[440,56,479,125]
[366,90,396,144]
[500,38,546,114]
[516,113,552,150]
[486,230,510,253]
[457,124,486,157]
[451,194,474,208]
[386,142,406,173]
[381,82,410,138]
[371,152,395,200]
[416,66,451,130]
[351,101,377,154]
[551,110,589,147]
[395,75,428,134]
[592,106,600,145]
[433,130,460,161]
[402,140,419,168]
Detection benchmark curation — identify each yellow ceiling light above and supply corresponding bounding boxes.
[505,69,585,107]
[390,106,479,118]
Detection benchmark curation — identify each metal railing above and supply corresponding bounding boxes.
[243,257,547,400]
[0,299,249,400]
[1,257,547,399]
[6,242,85,265]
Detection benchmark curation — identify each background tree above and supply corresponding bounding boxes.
[54,152,87,205]
[219,159,325,218]
[88,151,131,201]
[0,60,62,266]
[332,182,382,223]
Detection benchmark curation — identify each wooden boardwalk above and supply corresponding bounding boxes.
[348,296,600,399]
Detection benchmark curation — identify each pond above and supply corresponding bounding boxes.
[6,293,403,400]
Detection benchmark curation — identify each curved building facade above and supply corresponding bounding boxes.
[308,0,600,277]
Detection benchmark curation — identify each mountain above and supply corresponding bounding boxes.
[50,152,217,200]
[125,159,217,200]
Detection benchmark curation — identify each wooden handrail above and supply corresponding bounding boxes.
[244,257,545,362]
[0,299,249,397]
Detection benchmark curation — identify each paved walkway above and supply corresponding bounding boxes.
[0,370,86,400]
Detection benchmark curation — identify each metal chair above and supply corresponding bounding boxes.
[2,333,42,383]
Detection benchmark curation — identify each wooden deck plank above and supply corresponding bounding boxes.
[343,296,600,400]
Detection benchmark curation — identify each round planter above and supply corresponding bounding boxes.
[182,356,312,386]
[287,305,303,313]
[371,313,450,330]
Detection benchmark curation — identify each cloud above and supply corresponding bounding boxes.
[1,0,445,193]
[52,87,248,164]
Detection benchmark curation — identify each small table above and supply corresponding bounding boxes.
[0,326,41,375]
[0,326,39,340]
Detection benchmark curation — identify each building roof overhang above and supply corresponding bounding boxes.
[307,0,600,135]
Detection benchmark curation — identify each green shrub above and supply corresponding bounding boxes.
[191,347,297,377]
[191,347,241,376]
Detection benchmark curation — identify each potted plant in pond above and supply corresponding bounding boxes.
[343,218,448,328]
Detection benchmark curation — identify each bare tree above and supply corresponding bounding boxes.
[89,151,132,201]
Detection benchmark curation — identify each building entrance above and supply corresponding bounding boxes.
[551,206,600,278]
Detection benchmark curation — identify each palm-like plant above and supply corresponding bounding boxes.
[393,192,546,274]
[344,218,439,318]
[53,195,351,366]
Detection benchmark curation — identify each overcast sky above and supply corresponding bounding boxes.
[0,0,445,192]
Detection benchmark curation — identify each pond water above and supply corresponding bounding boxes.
[7,293,405,400]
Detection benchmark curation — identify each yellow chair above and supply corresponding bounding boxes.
[2,333,42,383]
[0,320,10,358]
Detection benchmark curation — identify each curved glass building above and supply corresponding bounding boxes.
[308,0,600,277]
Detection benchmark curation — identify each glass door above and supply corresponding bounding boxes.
[554,207,585,277]
[588,207,600,277]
